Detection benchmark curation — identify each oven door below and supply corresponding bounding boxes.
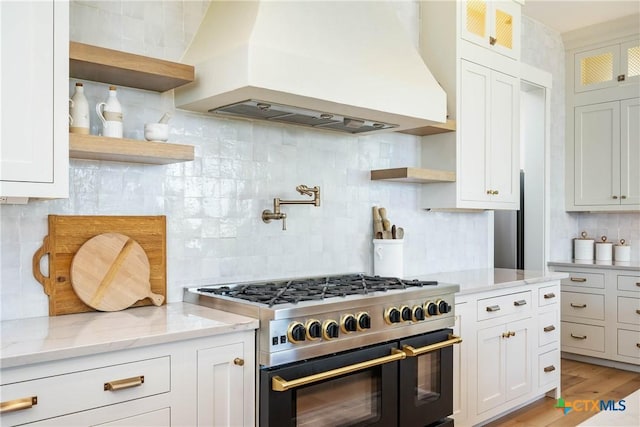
[399,328,461,427]
[260,342,403,427]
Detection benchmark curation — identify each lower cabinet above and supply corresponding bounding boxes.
[0,331,255,427]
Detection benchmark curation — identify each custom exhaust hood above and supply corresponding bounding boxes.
[175,0,446,135]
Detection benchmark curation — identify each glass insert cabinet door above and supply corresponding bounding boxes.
[461,0,521,60]
[575,40,640,92]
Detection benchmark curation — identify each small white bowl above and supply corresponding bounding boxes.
[144,123,169,142]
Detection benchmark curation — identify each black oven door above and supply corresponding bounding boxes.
[260,342,403,427]
[399,328,460,427]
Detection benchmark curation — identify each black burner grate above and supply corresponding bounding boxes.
[197,274,437,307]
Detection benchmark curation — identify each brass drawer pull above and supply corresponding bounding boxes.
[403,334,462,357]
[570,303,587,308]
[544,293,556,299]
[486,305,500,312]
[636,282,640,287]
[543,325,556,332]
[636,343,640,349]
[636,309,640,315]
[502,331,515,338]
[489,36,497,45]
[544,365,556,373]
[570,277,587,282]
[104,375,144,391]
[514,300,527,306]
[570,333,587,340]
[234,357,244,366]
[0,396,37,414]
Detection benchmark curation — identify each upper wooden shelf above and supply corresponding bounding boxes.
[371,167,455,183]
[69,42,194,92]
[69,134,194,165]
[398,119,456,137]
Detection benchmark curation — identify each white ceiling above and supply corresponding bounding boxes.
[522,0,640,34]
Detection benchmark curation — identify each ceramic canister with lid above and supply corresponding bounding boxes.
[614,239,631,262]
[574,231,594,260]
[595,236,613,261]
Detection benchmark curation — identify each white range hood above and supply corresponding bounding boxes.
[175,0,446,135]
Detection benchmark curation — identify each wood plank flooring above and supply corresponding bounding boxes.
[485,359,640,426]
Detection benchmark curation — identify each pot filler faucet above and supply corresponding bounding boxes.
[262,185,320,230]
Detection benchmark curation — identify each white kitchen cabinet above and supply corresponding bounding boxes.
[574,39,640,93]
[0,0,68,201]
[461,0,522,61]
[570,97,639,210]
[452,302,471,425]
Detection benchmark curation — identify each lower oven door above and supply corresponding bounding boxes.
[399,328,460,427]
[260,342,403,427]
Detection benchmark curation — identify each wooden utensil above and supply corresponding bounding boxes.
[396,227,404,239]
[32,215,166,316]
[71,233,164,311]
[372,206,383,236]
[391,224,397,239]
[379,207,391,231]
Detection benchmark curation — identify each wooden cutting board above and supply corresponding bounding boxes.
[71,233,164,311]
[33,215,166,316]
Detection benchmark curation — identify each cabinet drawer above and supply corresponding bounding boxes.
[538,349,560,388]
[561,322,605,352]
[617,329,640,359]
[538,284,559,307]
[477,291,532,321]
[560,272,604,289]
[561,291,604,320]
[0,357,169,425]
[617,297,640,325]
[539,310,559,348]
[618,275,640,293]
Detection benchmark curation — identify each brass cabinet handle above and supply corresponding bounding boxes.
[544,325,556,332]
[493,190,499,195]
[570,303,587,308]
[104,375,144,391]
[486,305,501,312]
[636,282,640,287]
[570,277,587,282]
[486,190,493,195]
[544,293,556,299]
[272,348,405,392]
[618,74,626,81]
[613,195,619,199]
[636,309,640,315]
[489,36,497,45]
[0,396,37,414]
[636,343,640,349]
[233,357,244,366]
[403,334,462,357]
[571,333,587,340]
[621,195,627,199]
[502,331,516,338]
[514,300,527,306]
[544,365,556,373]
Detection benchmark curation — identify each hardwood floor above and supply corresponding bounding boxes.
[485,359,640,426]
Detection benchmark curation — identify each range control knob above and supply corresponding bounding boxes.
[437,299,451,314]
[425,301,438,317]
[400,305,412,322]
[287,322,306,343]
[341,314,357,333]
[306,319,322,340]
[356,312,371,330]
[384,307,401,324]
[412,305,425,322]
[322,320,340,340]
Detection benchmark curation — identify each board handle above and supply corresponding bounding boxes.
[148,292,165,306]
[32,236,52,295]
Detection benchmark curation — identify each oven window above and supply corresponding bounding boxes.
[416,350,441,402]
[296,371,380,426]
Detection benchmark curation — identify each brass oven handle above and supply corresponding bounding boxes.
[104,375,145,391]
[0,396,37,414]
[570,303,587,308]
[272,348,406,392]
[402,334,462,357]
[570,277,587,282]
[544,293,556,299]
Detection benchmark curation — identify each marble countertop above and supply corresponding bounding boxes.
[0,302,259,369]
[549,260,640,271]
[409,268,568,296]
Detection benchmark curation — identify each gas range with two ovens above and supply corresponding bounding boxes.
[184,274,461,427]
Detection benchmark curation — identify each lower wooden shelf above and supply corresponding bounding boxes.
[69,133,194,165]
[370,167,455,183]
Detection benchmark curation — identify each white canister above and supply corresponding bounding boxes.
[373,239,404,278]
[595,236,613,261]
[96,85,123,138]
[614,239,631,262]
[574,231,594,260]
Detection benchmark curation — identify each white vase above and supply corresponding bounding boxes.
[69,82,90,134]
[96,85,123,138]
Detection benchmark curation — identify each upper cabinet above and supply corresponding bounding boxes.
[574,40,640,93]
[0,1,69,201]
[461,0,521,60]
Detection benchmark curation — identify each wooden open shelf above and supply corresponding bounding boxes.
[69,42,194,92]
[398,119,456,137]
[69,134,194,165]
[370,167,455,183]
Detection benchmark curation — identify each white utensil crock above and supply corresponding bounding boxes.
[373,239,403,278]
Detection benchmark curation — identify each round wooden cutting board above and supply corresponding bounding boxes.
[70,233,164,311]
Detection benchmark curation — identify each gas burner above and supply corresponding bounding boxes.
[196,274,437,307]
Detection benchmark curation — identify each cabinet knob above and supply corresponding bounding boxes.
[621,195,627,199]
[489,36,497,45]
[618,74,626,81]
[612,195,619,199]
[487,190,493,195]
[493,190,499,195]
[234,357,245,366]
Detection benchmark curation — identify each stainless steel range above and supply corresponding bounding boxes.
[185,274,461,427]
